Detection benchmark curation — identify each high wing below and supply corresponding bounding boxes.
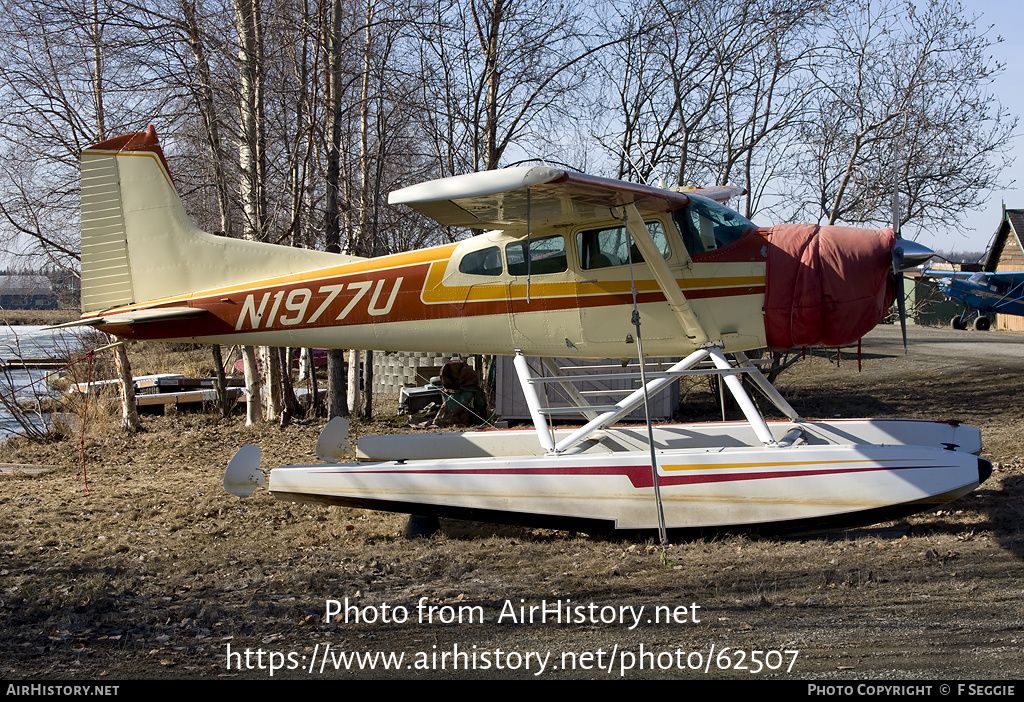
[387,167,724,231]
[676,184,747,204]
[924,269,1024,293]
[924,269,1024,285]
[922,269,974,279]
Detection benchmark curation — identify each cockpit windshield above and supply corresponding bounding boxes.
[969,272,1011,294]
[673,196,754,256]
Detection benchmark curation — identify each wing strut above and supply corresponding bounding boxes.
[512,350,801,456]
[512,348,711,455]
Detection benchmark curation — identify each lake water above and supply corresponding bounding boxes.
[0,325,88,439]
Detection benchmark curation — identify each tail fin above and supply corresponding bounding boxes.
[80,127,354,313]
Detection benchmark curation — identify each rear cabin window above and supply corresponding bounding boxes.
[458,246,503,276]
[577,222,670,270]
[673,198,753,256]
[506,235,567,275]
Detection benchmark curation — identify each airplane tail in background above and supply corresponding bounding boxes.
[79,126,355,314]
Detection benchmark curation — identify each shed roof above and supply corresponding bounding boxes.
[985,208,1024,271]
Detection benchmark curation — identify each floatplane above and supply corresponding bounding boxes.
[66,127,990,537]
[924,268,1024,331]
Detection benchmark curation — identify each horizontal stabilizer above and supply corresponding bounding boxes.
[47,306,209,330]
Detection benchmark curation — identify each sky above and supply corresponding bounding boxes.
[936,0,1024,256]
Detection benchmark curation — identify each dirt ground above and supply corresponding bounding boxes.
[1,325,1022,680]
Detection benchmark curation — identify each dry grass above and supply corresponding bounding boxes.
[126,341,220,378]
[0,309,80,326]
[1,333,1023,679]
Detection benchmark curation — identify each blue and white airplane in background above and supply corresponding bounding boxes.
[924,269,1024,330]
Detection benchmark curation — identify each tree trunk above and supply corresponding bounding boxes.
[327,348,348,418]
[307,348,323,416]
[280,346,299,424]
[112,341,140,432]
[261,346,283,421]
[211,344,230,417]
[363,349,373,418]
[354,0,376,419]
[242,345,261,425]
[347,349,361,417]
[233,0,267,243]
[180,0,234,237]
[323,0,347,416]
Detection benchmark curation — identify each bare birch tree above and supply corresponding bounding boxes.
[791,0,1016,234]
[0,0,176,269]
[417,0,605,175]
[323,0,354,419]
[592,0,818,219]
[0,0,167,430]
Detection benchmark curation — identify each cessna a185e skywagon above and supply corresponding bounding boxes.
[69,127,990,537]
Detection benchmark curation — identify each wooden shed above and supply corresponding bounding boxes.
[984,207,1024,331]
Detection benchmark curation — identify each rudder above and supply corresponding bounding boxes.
[79,127,354,314]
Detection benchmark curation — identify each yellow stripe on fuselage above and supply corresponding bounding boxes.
[418,259,765,305]
[660,459,899,472]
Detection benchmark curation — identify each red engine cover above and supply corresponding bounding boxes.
[764,223,896,351]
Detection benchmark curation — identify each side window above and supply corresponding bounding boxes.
[673,198,753,256]
[577,222,669,270]
[506,235,567,275]
[458,246,503,276]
